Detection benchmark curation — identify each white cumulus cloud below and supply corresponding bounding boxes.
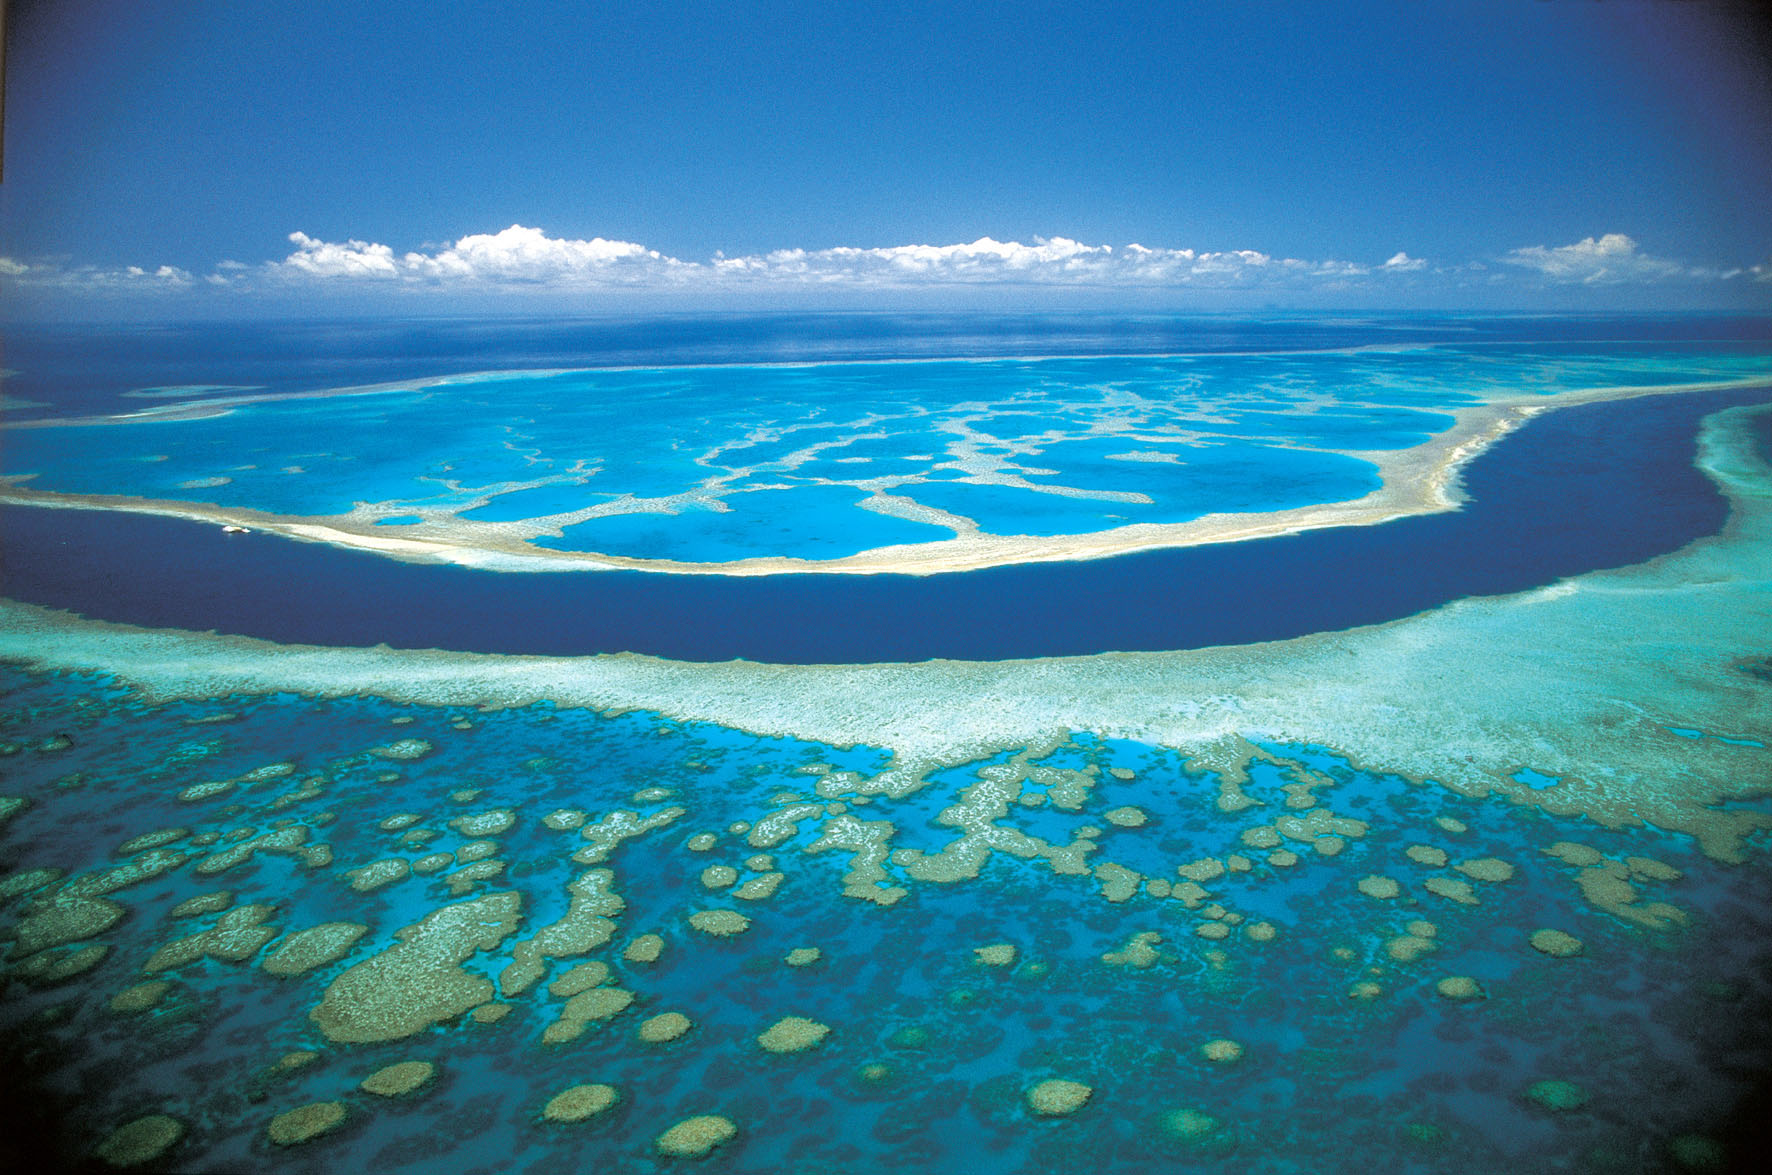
[1501,233,1707,285]
[267,225,680,286]
[400,224,675,282]
[282,231,401,279]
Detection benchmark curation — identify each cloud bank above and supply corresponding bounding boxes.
[256,226,1395,291]
[282,225,679,284]
[1500,233,1728,285]
[2,228,1761,306]
[2,256,197,293]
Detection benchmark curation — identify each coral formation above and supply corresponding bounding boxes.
[542,1084,618,1123]
[639,1012,693,1042]
[1027,1079,1092,1116]
[261,922,367,976]
[624,934,664,963]
[656,1115,737,1157]
[360,1060,436,1097]
[311,891,521,1042]
[1528,928,1584,957]
[1435,976,1484,1000]
[267,1101,347,1146]
[757,1015,830,1053]
[688,909,751,937]
[93,1114,185,1167]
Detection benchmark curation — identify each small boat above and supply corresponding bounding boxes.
[221,524,251,535]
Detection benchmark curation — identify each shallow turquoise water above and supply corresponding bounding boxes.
[536,486,953,561]
[7,344,1770,563]
[1,666,1767,1172]
[900,438,1383,536]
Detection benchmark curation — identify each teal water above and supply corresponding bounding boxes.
[535,487,954,562]
[7,343,1771,564]
[0,666,1766,1172]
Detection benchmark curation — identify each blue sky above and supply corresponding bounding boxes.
[3,0,1770,315]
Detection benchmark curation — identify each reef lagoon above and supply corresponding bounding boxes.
[2,313,1772,1173]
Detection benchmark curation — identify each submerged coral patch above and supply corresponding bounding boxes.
[639,1012,693,1042]
[1157,1107,1223,1144]
[449,809,515,838]
[1101,931,1163,968]
[547,961,610,996]
[93,1114,185,1168]
[372,739,433,761]
[144,904,277,971]
[267,1101,347,1146]
[656,1114,737,1157]
[1405,844,1449,868]
[757,1015,830,1054]
[974,943,1017,967]
[543,1084,618,1123]
[623,933,664,963]
[732,871,785,900]
[1526,1080,1590,1113]
[360,1060,436,1097]
[699,864,738,889]
[1357,875,1401,899]
[1424,876,1479,905]
[0,866,62,901]
[500,868,624,994]
[688,909,751,937]
[1385,934,1436,964]
[1435,975,1485,1000]
[261,922,367,976]
[11,892,125,955]
[1454,857,1515,882]
[564,987,633,1020]
[108,979,171,1013]
[310,892,521,1043]
[1103,806,1147,827]
[1027,1079,1092,1116]
[14,941,109,983]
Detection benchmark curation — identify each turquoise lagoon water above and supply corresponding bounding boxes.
[7,337,1772,563]
[534,486,953,563]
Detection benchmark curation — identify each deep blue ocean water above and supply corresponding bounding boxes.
[7,312,1770,424]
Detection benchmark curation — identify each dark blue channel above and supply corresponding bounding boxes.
[1,387,1763,664]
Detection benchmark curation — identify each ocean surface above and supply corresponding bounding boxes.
[2,313,1771,1173]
